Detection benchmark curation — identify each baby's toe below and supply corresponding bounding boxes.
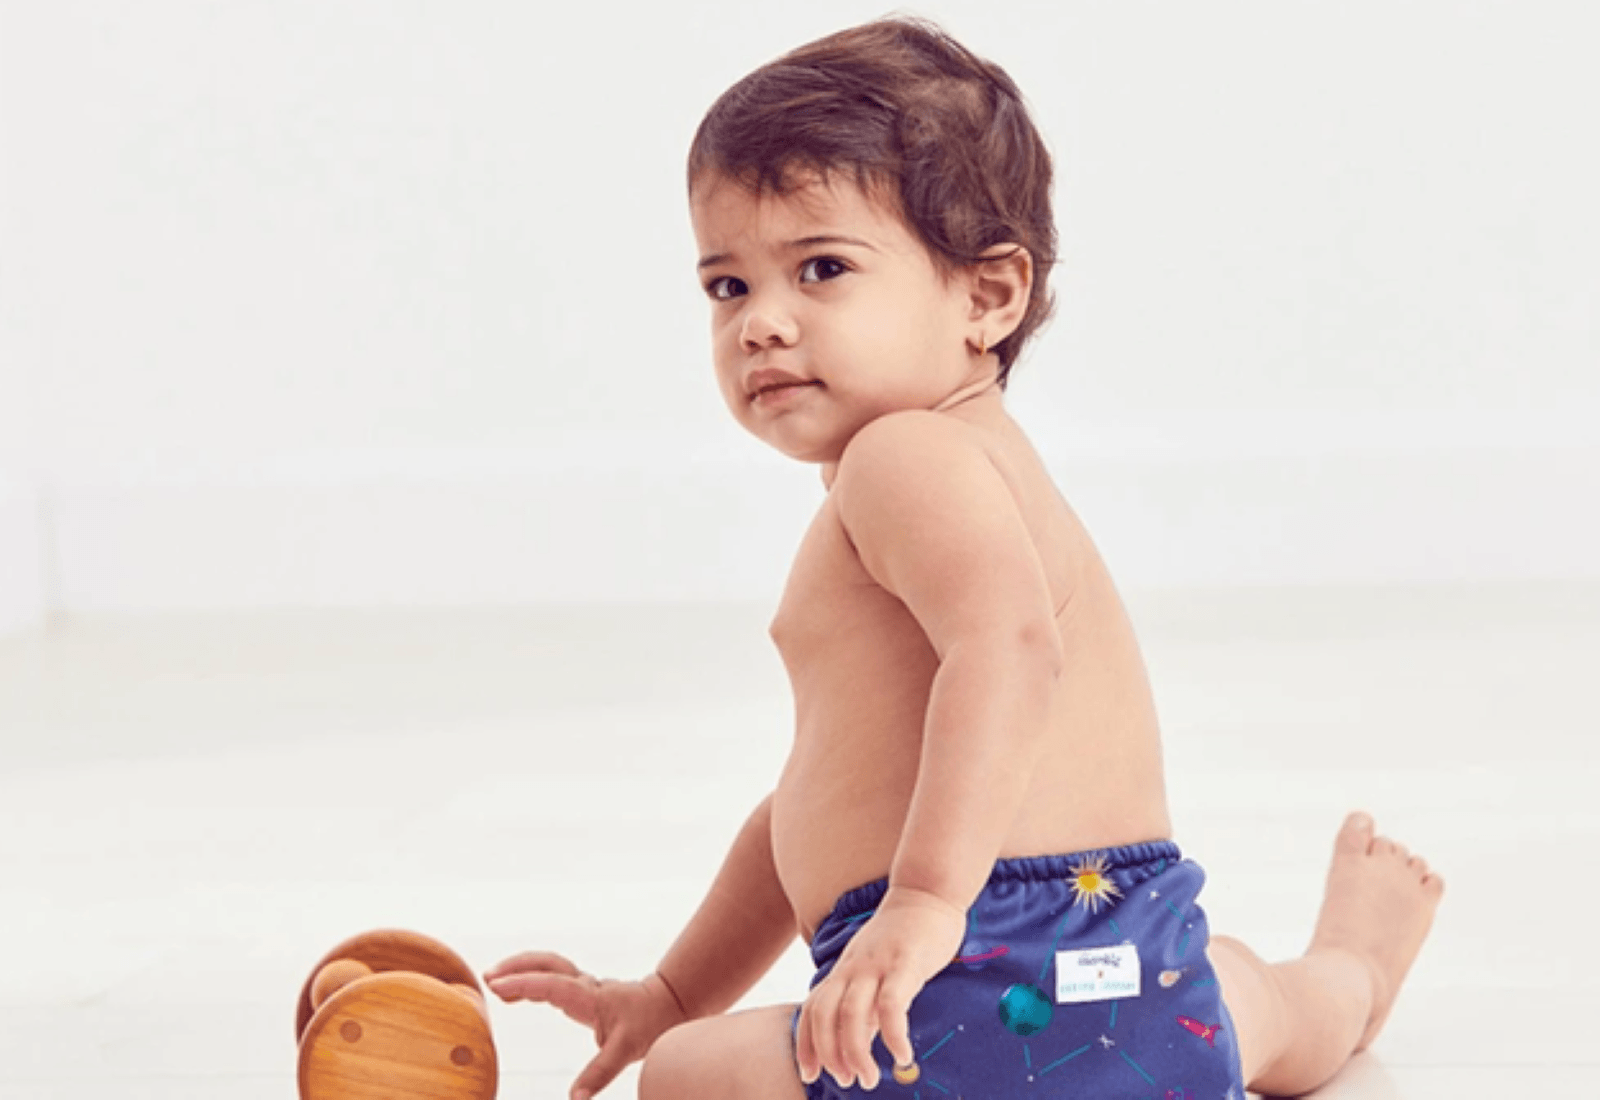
[1336,811,1376,856]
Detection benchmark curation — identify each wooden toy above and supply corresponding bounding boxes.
[296,929,498,1099]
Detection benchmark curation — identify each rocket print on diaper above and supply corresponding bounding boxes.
[1175,1016,1224,1048]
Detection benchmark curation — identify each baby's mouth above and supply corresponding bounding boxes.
[752,380,822,401]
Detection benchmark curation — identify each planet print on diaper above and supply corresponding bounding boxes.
[997,983,1053,1037]
[1159,968,1186,988]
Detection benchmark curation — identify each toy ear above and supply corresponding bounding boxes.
[310,958,373,1009]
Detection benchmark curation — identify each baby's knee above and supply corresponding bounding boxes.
[637,1021,701,1100]
[639,1008,805,1100]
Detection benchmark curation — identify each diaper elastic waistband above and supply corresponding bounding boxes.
[819,839,1184,930]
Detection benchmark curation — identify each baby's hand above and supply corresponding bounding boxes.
[484,951,686,1100]
[794,887,966,1091]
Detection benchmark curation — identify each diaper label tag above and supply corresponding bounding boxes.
[1055,944,1141,1003]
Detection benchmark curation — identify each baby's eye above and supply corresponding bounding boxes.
[799,257,849,284]
[705,276,747,301]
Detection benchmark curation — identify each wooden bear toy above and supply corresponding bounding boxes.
[296,929,498,1099]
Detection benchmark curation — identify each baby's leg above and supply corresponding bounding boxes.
[1208,812,1444,1096]
[639,1003,807,1100]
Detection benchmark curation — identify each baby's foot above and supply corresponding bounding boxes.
[1307,811,1445,1051]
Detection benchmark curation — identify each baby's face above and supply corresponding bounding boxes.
[690,172,989,463]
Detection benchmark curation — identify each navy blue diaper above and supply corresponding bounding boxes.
[794,842,1245,1100]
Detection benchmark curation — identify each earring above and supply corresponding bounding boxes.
[977,334,988,357]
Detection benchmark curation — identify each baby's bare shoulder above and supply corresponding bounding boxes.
[833,410,996,497]
[841,407,979,452]
[829,411,1057,630]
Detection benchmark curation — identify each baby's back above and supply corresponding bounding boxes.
[769,397,1173,939]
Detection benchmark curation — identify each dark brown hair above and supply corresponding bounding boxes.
[687,17,1057,385]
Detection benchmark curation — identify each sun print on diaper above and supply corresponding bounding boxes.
[1067,855,1122,912]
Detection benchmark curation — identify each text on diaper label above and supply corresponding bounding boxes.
[1055,943,1141,1003]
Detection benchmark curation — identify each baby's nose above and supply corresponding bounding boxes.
[740,302,799,351]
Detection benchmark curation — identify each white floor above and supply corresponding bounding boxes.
[1,583,1595,1098]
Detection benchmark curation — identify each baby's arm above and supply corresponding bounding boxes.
[797,411,1063,1089]
[655,792,798,1018]
[841,416,1062,912]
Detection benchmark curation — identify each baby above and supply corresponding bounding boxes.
[486,18,1443,1100]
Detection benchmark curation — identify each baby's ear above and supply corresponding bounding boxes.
[966,244,1033,340]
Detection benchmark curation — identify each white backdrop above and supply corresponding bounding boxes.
[2,1,1597,632]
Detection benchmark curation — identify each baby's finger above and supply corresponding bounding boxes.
[837,977,883,1089]
[875,972,919,1070]
[484,969,569,1003]
[808,980,854,1088]
[570,1039,631,1100]
[482,951,582,982]
[794,999,821,1084]
[486,971,599,1025]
